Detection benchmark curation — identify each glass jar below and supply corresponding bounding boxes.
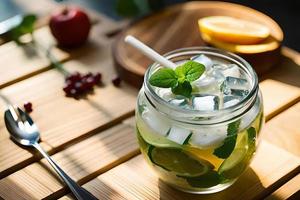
[135,47,264,194]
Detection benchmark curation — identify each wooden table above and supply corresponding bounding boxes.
[0,2,299,200]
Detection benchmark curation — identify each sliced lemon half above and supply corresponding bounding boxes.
[198,16,270,45]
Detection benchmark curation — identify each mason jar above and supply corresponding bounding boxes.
[135,47,264,194]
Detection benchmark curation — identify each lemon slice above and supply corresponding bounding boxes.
[201,33,279,54]
[185,146,224,169]
[198,16,270,45]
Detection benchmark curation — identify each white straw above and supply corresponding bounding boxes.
[124,35,177,69]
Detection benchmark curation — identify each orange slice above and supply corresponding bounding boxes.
[198,16,270,45]
[201,32,279,54]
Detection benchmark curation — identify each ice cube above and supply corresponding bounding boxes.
[191,54,213,71]
[212,63,229,70]
[222,64,240,78]
[142,109,170,136]
[222,76,249,97]
[192,77,219,94]
[223,95,241,108]
[209,68,225,83]
[192,94,220,111]
[225,76,248,90]
[231,89,249,97]
[189,126,227,149]
[157,88,175,101]
[192,68,225,94]
[169,96,191,109]
[167,125,191,144]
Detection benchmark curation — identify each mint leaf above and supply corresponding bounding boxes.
[149,68,178,88]
[175,60,205,82]
[213,120,241,159]
[171,81,192,98]
[10,14,37,45]
[148,60,205,98]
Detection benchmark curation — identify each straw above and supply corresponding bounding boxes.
[124,35,177,69]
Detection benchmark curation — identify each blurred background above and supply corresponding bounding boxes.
[0,0,299,51]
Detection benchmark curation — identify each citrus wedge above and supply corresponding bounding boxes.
[198,16,270,45]
[201,33,279,54]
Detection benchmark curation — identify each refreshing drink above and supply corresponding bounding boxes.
[136,47,264,194]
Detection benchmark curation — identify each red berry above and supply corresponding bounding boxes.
[66,72,81,82]
[63,71,103,98]
[67,88,77,96]
[24,102,33,113]
[84,77,95,89]
[93,73,102,84]
[74,82,84,93]
[112,76,121,87]
[63,83,73,93]
[83,72,93,78]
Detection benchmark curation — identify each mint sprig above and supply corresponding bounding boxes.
[9,14,37,45]
[149,61,205,97]
[148,68,177,88]
[213,120,241,159]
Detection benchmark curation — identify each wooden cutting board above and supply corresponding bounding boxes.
[113,1,283,88]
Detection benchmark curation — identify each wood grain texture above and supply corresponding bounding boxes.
[260,79,300,121]
[0,74,298,181]
[0,123,139,200]
[0,77,298,199]
[0,6,117,88]
[71,141,299,200]
[0,27,69,89]
[113,1,283,87]
[266,174,300,200]
[0,25,137,178]
[262,102,300,157]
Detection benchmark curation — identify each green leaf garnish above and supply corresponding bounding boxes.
[213,120,241,159]
[149,60,205,97]
[171,81,192,98]
[149,68,178,88]
[9,14,37,45]
[175,61,205,82]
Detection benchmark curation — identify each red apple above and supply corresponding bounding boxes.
[49,7,91,48]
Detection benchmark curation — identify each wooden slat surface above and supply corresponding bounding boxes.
[66,141,300,200]
[260,80,300,121]
[0,123,139,200]
[0,78,299,199]
[0,27,69,88]
[0,25,137,178]
[0,3,300,199]
[262,102,300,157]
[0,77,297,180]
[266,174,300,200]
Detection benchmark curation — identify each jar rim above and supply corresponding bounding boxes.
[143,47,258,124]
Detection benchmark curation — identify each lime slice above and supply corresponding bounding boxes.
[136,118,181,148]
[218,148,247,179]
[185,170,221,188]
[136,127,149,154]
[148,146,214,177]
[218,128,257,179]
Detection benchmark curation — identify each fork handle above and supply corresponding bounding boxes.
[32,142,98,200]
